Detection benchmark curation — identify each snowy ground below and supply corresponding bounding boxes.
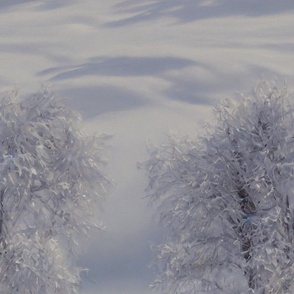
[1,1,294,293]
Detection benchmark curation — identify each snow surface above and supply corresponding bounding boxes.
[0,0,294,293]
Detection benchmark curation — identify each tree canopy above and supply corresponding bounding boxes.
[0,90,110,293]
[142,81,294,293]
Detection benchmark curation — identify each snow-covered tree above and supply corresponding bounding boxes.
[0,89,110,293]
[141,81,294,294]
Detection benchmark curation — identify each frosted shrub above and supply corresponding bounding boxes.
[141,81,294,293]
[0,90,110,293]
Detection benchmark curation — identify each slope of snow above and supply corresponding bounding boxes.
[0,1,294,293]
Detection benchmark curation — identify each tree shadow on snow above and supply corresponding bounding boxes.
[105,0,294,27]
[0,0,76,11]
[38,56,196,80]
[163,63,279,106]
[38,55,280,108]
[0,0,34,10]
[59,85,148,119]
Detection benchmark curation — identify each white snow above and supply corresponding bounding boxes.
[1,0,294,293]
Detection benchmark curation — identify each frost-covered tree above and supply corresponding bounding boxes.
[0,89,110,293]
[141,81,294,294]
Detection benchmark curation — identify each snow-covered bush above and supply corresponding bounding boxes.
[0,89,110,293]
[141,81,294,293]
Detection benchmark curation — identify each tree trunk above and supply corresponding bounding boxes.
[0,189,4,247]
